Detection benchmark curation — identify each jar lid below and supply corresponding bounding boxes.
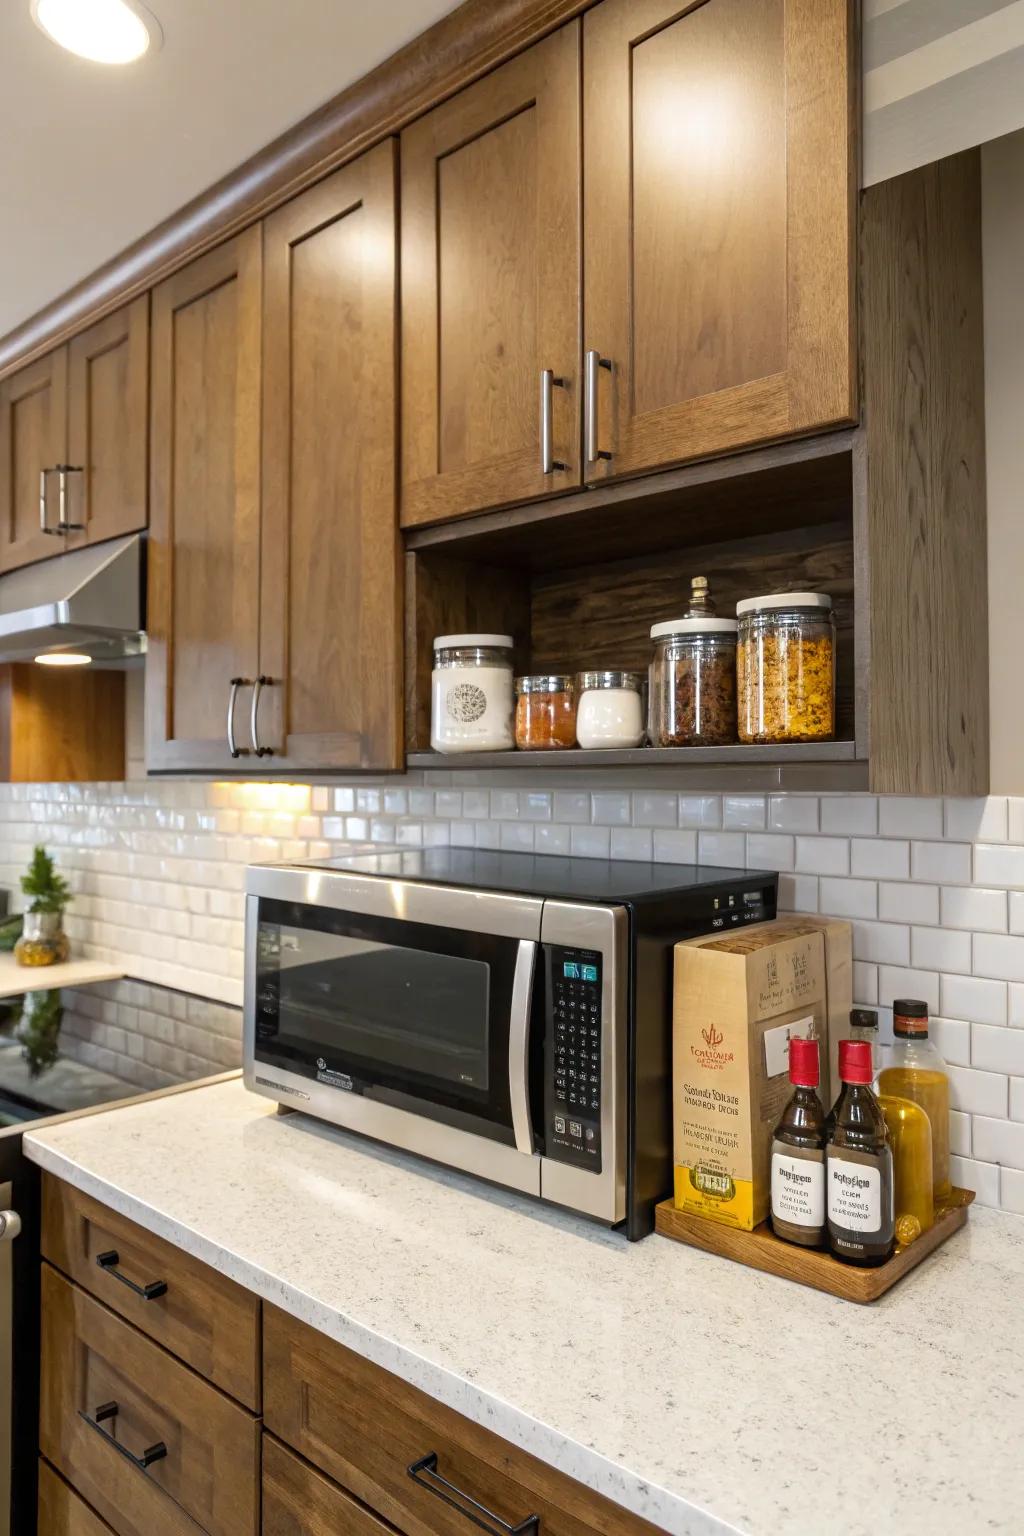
[735,592,832,616]
[515,674,574,695]
[577,670,644,691]
[433,633,513,650]
[650,617,738,638]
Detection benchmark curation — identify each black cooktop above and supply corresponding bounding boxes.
[293,848,766,905]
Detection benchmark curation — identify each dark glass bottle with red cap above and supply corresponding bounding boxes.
[826,1040,895,1266]
[770,1038,826,1248]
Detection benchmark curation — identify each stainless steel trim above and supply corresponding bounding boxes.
[508,940,536,1155]
[56,465,84,532]
[38,470,48,533]
[227,678,250,759]
[250,676,273,757]
[539,901,627,1224]
[245,863,543,943]
[584,350,612,465]
[540,369,566,475]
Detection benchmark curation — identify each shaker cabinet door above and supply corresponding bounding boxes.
[146,229,262,771]
[259,140,402,771]
[400,21,581,528]
[66,295,149,550]
[582,0,856,482]
[0,348,68,572]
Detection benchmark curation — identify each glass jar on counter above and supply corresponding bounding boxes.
[431,634,514,753]
[575,671,645,750]
[736,593,835,743]
[514,674,577,750]
[649,616,738,747]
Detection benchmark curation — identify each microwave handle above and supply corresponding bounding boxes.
[508,940,537,1156]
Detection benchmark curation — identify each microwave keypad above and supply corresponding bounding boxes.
[546,949,602,1173]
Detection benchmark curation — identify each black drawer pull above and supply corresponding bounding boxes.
[407,1453,539,1535]
[79,1401,168,1471]
[96,1249,168,1301]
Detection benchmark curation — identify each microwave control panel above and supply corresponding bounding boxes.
[544,946,602,1173]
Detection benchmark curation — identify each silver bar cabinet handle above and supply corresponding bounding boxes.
[539,369,567,475]
[584,349,613,465]
[227,678,251,759]
[39,468,55,533]
[250,676,275,758]
[508,939,537,1157]
[56,464,85,531]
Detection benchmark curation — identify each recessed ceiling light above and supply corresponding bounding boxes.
[34,652,93,667]
[31,0,161,65]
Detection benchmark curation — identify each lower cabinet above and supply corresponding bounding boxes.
[38,1174,659,1536]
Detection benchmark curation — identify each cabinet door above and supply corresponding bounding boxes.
[583,0,855,482]
[0,348,67,571]
[66,295,149,549]
[401,22,581,528]
[146,230,262,772]
[260,142,401,770]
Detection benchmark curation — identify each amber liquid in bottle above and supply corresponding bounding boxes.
[878,999,951,1203]
[770,1038,826,1248]
[827,1040,895,1267]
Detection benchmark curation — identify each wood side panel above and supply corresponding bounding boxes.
[582,0,856,482]
[861,152,988,794]
[146,231,262,773]
[401,22,581,526]
[260,141,402,771]
[0,349,68,571]
[263,1437,393,1536]
[42,1174,261,1410]
[38,1460,117,1536]
[66,296,149,548]
[264,1305,664,1536]
[40,1264,259,1536]
[2,665,124,783]
[0,0,594,380]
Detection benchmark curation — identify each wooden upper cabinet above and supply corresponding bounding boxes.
[260,141,402,770]
[65,295,149,549]
[0,348,67,570]
[582,0,856,482]
[146,229,262,772]
[400,22,581,528]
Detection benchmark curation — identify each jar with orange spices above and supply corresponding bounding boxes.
[514,674,577,750]
[736,592,835,743]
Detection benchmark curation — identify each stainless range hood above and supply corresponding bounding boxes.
[0,534,145,665]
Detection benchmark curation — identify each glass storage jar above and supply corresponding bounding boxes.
[736,592,835,743]
[431,634,514,753]
[514,674,577,750]
[649,616,738,747]
[575,671,645,750]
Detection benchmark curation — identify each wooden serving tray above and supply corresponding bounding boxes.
[654,1188,975,1303]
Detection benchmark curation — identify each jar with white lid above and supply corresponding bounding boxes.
[431,634,514,753]
[649,612,738,747]
[575,671,645,750]
[736,592,835,743]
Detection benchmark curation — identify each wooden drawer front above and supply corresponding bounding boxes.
[263,1437,394,1536]
[264,1306,660,1536]
[41,1265,259,1536]
[42,1175,260,1409]
[39,1459,116,1535]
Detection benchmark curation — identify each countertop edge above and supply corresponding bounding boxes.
[23,1132,742,1536]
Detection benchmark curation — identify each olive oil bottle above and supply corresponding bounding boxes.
[878,999,951,1202]
[770,1038,826,1248]
[826,1040,895,1267]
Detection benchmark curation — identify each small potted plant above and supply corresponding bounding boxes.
[14,845,71,967]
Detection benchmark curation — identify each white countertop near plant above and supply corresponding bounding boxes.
[0,953,124,999]
[23,1078,1024,1536]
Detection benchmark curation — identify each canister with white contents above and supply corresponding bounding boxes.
[575,671,645,750]
[431,634,515,753]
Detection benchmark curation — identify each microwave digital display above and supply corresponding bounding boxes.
[563,961,598,982]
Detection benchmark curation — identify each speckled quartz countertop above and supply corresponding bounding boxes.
[24,1079,1024,1536]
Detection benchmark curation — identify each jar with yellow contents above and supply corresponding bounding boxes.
[736,592,835,744]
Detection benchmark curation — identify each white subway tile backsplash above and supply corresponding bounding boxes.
[878,881,939,926]
[723,795,766,830]
[1000,1167,1024,1215]
[677,795,721,829]
[972,1024,1024,1076]
[944,797,1008,843]
[746,834,795,872]
[853,920,910,966]
[697,831,746,866]
[942,886,1008,933]
[851,840,910,880]
[913,926,972,975]
[534,823,571,855]
[653,829,698,864]
[852,961,878,1005]
[633,792,678,828]
[610,828,654,862]
[591,792,631,826]
[950,1155,1001,1207]
[946,1064,1009,1117]
[795,836,849,876]
[819,795,878,836]
[777,873,818,912]
[553,792,590,824]
[767,796,818,833]
[878,965,939,1012]
[950,1109,971,1156]
[974,844,1024,888]
[1010,1078,1024,1122]
[570,825,610,858]
[942,974,1008,1026]
[972,1116,1024,1170]
[499,823,534,851]
[929,1016,970,1066]
[1008,892,1024,934]
[879,797,943,839]
[1008,799,1024,844]
[973,933,1024,982]
[911,841,972,885]
[819,877,878,920]
[520,792,553,822]
[1010,985,1024,1028]
[490,790,520,820]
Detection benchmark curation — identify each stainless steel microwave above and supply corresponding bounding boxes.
[243,850,777,1238]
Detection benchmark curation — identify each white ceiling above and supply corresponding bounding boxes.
[0,0,461,338]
